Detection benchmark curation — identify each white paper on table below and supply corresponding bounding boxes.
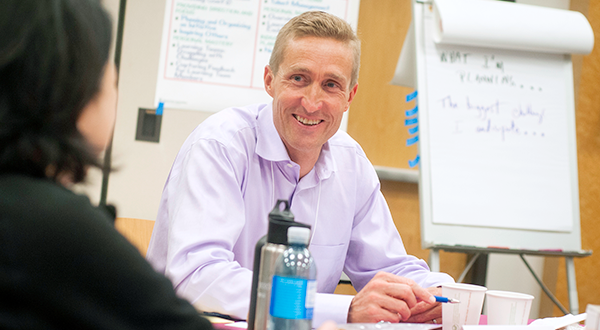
[464,326,551,330]
[529,313,587,329]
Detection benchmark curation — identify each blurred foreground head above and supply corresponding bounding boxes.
[0,0,113,184]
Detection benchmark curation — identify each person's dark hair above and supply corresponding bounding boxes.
[0,0,113,183]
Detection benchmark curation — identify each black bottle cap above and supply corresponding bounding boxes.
[267,200,310,244]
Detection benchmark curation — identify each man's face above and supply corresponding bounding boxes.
[264,36,358,163]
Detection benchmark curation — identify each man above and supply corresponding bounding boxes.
[147,11,454,327]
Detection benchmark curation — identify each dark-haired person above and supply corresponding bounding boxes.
[0,0,213,328]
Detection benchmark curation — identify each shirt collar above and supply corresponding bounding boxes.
[256,102,290,162]
[255,102,337,180]
[314,138,336,181]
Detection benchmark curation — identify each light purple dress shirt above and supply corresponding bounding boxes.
[146,102,454,326]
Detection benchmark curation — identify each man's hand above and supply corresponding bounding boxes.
[404,286,443,324]
[347,272,437,323]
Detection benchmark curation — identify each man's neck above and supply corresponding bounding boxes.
[288,149,320,179]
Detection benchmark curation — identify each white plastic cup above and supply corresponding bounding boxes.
[485,290,534,325]
[441,283,487,330]
[586,304,600,330]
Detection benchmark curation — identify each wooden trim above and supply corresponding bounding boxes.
[114,217,155,257]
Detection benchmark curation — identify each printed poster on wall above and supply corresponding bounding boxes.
[154,0,360,113]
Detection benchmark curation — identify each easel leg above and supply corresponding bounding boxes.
[429,249,440,272]
[566,257,579,314]
[519,254,569,315]
[457,253,481,283]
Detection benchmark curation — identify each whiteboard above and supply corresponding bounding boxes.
[415,1,584,251]
[154,0,360,113]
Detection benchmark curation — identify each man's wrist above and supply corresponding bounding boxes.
[314,293,355,327]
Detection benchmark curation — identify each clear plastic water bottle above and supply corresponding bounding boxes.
[267,226,317,330]
[249,200,309,330]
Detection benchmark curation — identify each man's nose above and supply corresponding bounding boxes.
[301,84,323,112]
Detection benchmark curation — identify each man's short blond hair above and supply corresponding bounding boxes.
[269,11,361,88]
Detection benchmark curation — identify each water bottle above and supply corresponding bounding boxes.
[267,226,317,330]
[248,200,310,330]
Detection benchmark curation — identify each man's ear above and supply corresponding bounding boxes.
[345,83,359,111]
[264,65,274,97]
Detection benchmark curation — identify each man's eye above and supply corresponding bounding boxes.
[292,75,302,82]
[326,82,338,88]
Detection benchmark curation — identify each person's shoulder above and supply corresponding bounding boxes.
[0,174,80,203]
[0,174,108,228]
[192,103,267,141]
[326,131,379,181]
[328,130,369,160]
[175,103,269,160]
[0,174,119,270]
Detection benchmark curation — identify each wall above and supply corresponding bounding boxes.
[554,0,600,316]
[107,0,213,221]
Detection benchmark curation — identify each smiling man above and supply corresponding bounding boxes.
[147,11,454,327]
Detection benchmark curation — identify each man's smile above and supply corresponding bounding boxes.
[294,114,323,126]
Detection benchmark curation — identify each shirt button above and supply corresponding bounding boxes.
[287,164,293,168]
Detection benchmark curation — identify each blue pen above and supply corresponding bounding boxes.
[434,296,460,303]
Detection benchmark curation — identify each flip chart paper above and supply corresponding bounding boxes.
[421,5,576,232]
[432,0,594,55]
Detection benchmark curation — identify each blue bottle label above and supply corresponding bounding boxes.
[270,276,316,319]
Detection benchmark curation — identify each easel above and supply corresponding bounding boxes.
[428,245,592,314]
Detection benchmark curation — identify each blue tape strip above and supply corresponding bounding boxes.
[406,135,419,146]
[408,125,419,135]
[408,155,420,168]
[156,102,164,115]
[406,90,418,102]
[405,105,418,117]
[405,118,418,126]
